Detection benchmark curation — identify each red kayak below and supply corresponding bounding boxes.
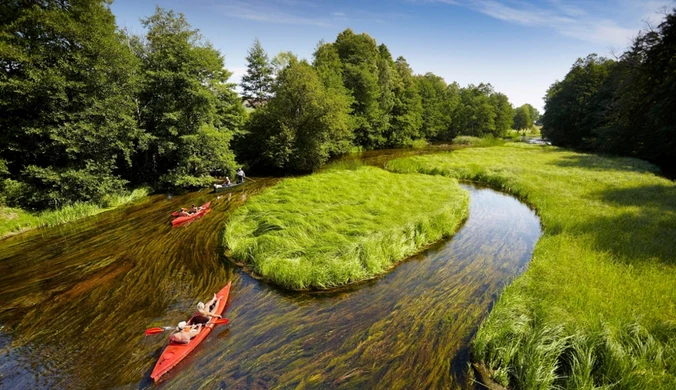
[150,281,232,382]
[171,201,211,226]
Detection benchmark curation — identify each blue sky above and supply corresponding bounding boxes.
[110,0,674,112]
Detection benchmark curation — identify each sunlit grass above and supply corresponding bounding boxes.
[387,144,676,388]
[452,135,505,147]
[410,139,428,149]
[506,126,542,140]
[0,188,150,239]
[223,166,469,290]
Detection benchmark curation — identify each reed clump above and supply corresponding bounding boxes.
[386,144,676,388]
[0,187,149,238]
[452,135,505,147]
[223,166,469,290]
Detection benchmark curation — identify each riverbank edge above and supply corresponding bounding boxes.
[385,144,676,388]
[0,187,150,240]
[222,166,470,291]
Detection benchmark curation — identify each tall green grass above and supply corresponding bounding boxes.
[410,139,428,149]
[452,135,505,147]
[0,188,149,239]
[386,144,676,388]
[223,166,469,290]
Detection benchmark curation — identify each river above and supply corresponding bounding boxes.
[0,149,541,389]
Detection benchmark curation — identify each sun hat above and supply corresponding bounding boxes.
[197,302,205,310]
[178,321,187,330]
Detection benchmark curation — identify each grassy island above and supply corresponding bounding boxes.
[387,144,676,388]
[223,166,469,290]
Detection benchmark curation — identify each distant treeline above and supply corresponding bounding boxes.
[542,9,676,174]
[237,33,538,172]
[0,0,535,210]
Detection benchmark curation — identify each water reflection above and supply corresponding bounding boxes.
[0,174,540,389]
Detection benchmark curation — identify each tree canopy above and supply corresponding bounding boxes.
[0,9,535,209]
[0,0,141,208]
[541,8,676,174]
[513,105,533,133]
[133,7,243,188]
[243,59,352,172]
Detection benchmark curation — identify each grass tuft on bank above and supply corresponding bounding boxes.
[452,135,505,147]
[387,144,676,388]
[0,188,149,239]
[223,166,469,290]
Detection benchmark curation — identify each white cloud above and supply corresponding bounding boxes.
[416,0,673,47]
[629,0,672,26]
[560,21,635,47]
[211,0,409,28]
[213,0,332,27]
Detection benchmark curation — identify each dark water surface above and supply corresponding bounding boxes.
[0,151,541,389]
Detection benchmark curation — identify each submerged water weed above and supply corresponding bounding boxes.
[387,144,676,388]
[224,166,469,290]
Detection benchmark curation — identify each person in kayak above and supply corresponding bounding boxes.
[169,321,203,344]
[236,168,245,184]
[188,204,201,214]
[192,294,222,324]
[177,208,190,217]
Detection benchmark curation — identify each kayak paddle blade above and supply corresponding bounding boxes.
[145,327,167,335]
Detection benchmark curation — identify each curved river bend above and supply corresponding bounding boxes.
[0,168,541,389]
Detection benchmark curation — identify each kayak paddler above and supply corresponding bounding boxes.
[193,294,222,324]
[169,321,203,344]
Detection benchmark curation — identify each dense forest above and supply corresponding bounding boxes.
[542,9,676,175]
[8,1,673,212]
[0,0,529,210]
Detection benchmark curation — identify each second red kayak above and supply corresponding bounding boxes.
[171,201,211,226]
[150,281,232,382]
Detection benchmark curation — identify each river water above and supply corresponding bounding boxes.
[0,150,541,389]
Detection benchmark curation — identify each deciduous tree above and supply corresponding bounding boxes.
[417,73,453,139]
[0,0,141,208]
[388,56,423,146]
[134,7,243,188]
[491,92,513,137]
[541,54,614,147]
[513,106,532,134]
[245,60,352,172]
[334,29,384,148]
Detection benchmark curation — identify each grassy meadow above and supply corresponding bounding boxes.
[223,166,469,290]
[0,188,149,239]
[387,144,676,388]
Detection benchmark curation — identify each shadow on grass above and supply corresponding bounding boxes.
[547,153,661,175]
[581,184,676,265]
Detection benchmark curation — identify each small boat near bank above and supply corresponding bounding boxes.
[213,181,244,193]
[150,281,232,382]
